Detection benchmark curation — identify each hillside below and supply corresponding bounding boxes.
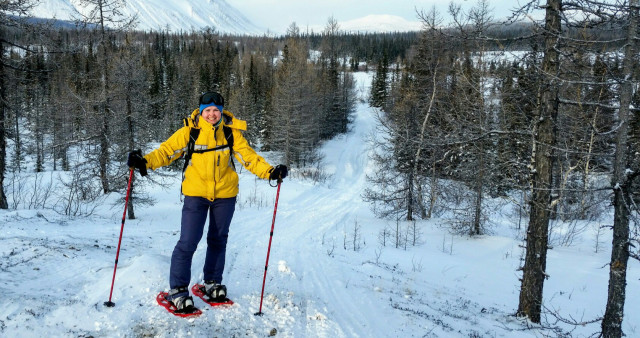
[0,72,638,337]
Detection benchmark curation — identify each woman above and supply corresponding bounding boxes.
[128,91,287,313]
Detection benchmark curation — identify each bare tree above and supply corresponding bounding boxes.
[440,0,497,235]
[602,1,638,336]
[110,35,151,219]
[517,0,561,323]
[0,0,38,209]
[364,7,451,221]
[74,0,137,193]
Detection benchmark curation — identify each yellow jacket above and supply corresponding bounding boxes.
[144,109,273,200]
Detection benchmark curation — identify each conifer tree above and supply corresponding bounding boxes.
[369,51,389,108]
[269,23,319,167]
[495,60,535,194]
[318,17,342,139]
[0,0,38,209]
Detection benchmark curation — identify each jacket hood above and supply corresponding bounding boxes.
[189,108,247,131]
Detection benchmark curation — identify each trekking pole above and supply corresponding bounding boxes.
[255,178,283,316]
[104,168,134,307]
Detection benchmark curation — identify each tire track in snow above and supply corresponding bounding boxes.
[257,94,386,336]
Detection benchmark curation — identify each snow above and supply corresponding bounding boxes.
[308,14,423,33]
[29,0,422,35]
[30,0,264,35]
[1,72,639,337]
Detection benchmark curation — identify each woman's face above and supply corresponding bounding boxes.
[201,106,222,126]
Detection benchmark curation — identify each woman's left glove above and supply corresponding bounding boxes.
[127,149,148,176]
[269,164,288,180]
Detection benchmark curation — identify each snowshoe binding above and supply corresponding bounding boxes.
[192,282,234,306]
[157,286,202,317]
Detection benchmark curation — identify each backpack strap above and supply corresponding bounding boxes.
[223,126,236,171]
[182,125,236,174]
[182,127,201,174]
[223,125,234,151]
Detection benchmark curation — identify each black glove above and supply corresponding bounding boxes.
[127,149,148,176]
[269,164,288,181]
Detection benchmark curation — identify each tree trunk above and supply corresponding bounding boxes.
[407,169,414,221]
[35,106,44,172]
[411,66,437,220]
[0,38,7,209]
[427,165,438,219]
[98,7,111,194]
[126,91,136,220]
[473,118,486,236]
[13,100,21,173]
[415,177,428,219]
[99,106,110,193]
[517,0,561,323]
[473,167,484,235]
[601,1,637,336]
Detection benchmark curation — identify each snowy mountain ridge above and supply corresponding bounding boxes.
[30,0,264,35]
[29,1,423,35]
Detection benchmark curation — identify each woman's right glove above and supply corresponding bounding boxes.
[127,149,148,176]
[269,164,288,181]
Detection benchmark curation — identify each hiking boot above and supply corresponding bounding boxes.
[203,280,227,301]
[167,287,196,313]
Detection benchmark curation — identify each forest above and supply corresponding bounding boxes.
[1,0,639,337]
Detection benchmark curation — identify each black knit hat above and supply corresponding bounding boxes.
[199,92,224,113]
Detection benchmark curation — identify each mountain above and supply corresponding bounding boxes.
[30,0,264,35]
[310,14,423,33]
[30,1,422,35]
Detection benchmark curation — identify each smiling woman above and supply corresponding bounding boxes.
[126,91,288,315]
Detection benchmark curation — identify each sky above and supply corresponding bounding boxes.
[227,0,521,33]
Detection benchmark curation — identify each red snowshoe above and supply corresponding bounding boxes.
[191,284,234,307]
[156,292,202,317]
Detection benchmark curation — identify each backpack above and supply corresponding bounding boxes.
[181,114,235,174]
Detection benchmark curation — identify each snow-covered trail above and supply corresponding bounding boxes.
[4,71,637,337]
[231,74,384,336]
[0,71,397,337]
[0,72,540,338]
[214,71,388,336]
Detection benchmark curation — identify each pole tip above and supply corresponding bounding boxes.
[254,311,263,316]
[104,301,115,307]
